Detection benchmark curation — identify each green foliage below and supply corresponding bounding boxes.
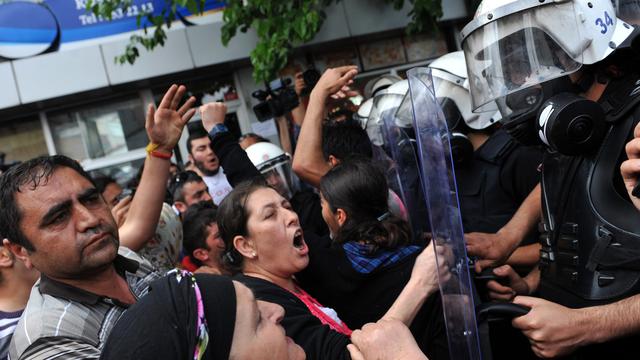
[91,0,443,82]
[221,0,335,84]
[87,0,204,65]
[405,0,443,34]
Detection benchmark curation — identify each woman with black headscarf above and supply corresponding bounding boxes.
[100,270,305,360]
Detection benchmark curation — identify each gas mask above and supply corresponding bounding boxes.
[499,75,588,146]
[536,92,607,155]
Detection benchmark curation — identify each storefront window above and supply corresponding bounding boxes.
[48,97,147,161]
[88,157,146,188]
[0,118,48,165]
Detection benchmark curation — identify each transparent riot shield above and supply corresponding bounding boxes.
[369,92,413,224]
[378,95,431,237]
[407,67,482,360]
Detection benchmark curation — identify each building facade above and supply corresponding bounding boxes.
[0,0,469,182]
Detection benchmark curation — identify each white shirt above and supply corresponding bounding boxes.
[202,168,233,205]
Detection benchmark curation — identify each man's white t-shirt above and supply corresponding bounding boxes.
[203,168,233,205]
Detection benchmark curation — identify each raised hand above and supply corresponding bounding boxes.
[311,65,359,100]
[199,102,228,133]
[146,84,196,152]
[411,241,450,294]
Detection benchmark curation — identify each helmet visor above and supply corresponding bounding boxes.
[368,93,405,146]
[260,158,296,199]
[463,4,583,111]
[432,70,497,130]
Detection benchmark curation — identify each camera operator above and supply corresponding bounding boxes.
[291,68,321,129]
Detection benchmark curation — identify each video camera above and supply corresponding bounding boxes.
[252,78,299,122]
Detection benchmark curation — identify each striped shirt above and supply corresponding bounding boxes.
[8,247,162,360]
[0,310,22,359]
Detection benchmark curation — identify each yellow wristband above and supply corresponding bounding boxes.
[146,142,160,153]
[146,143,172,159]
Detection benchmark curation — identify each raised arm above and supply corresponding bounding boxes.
[119,85,195,251]
[292,66,358,188]
[382,242,444,326]
[290,72,308,127]
[200,102,262,187]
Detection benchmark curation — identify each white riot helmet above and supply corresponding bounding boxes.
[461,0,634,112]
[245,142,297,199]
[428,51,498,130]
[354,98,374,129]
[364,74,403,99]
[366,81,409,146]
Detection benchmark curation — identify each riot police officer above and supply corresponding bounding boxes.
[461,0,640,358]
[429,51,541,272]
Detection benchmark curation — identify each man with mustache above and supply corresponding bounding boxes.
[0,84,193,359]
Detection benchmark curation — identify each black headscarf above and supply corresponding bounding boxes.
[100,272,237,360]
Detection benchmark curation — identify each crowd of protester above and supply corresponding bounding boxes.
[4,3,640,358]
[0,66,448,360]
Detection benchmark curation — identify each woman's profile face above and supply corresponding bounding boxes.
[242,187,309,277]
[230,282,306,360]
[319,193,341,238]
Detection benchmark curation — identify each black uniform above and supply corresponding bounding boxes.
[457,128,541,244]
[538,73,640,359]
[456,128,542,360]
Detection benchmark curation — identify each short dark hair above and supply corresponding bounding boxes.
[91,174,117,193]
[319,156,411,251]
[182,201,218,267]
[322,122,373,162]
[0,155,94,251]
[187,125,209,155]
[169,171,205,203]
[216,177,269,274]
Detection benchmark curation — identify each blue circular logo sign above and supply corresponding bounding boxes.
[0,1,59,59]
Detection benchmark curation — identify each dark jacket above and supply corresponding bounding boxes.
[234,274,351,360]
[296,233,450,360]
[456,129,541,244]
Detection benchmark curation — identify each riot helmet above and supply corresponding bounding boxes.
[429,51,498,131]
[428,51,501,164]
[364,74,403,99]
[462,0,633,111]
[354,98,374,129]
[245,142,298,199]
[366,81,409,146]
[461,0,634,148]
